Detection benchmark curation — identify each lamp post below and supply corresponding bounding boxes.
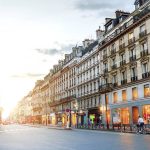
[69,101,71,128]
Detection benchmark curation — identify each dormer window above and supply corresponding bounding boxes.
[107,23,113,31]
[134,0,148,9]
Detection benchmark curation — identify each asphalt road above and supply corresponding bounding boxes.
[0,124,150,150]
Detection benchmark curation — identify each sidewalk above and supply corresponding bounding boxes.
[23,124,72,130]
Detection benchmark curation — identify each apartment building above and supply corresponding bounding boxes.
[12,0,150,128]
[99,0,150,126]
[31,80,43,124]
[49,46,82,126]
[40,74,50,125]
[76,39,101,125]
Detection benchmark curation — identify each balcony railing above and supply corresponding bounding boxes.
[99,83,113,93]
[131,76,138,82]
[112,83,118,87]
[110,49,116,55]
[142,72,150,79]
[111,64,117,70]
[140,50,148,57]
[120,60,126,66]
[119,43,125,49]
[128,37,135,45]
[121,79,127,85]
[139,30,147,38]
[130,55,136,62]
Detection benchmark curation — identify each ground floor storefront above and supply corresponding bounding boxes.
[31,115,42,124]
[50,111,77,127]
[110,104,150,125]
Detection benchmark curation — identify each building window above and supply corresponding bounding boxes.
[104,63,108,69]
[132,87,138,100]
[94,82,96,90]
[97,66,99,75]
[121,71,126,81]
[120,37,124,45]
[87,85,89,93]
[130,48,136,57]
[111,43,116,51]
[103,49,107,55]
[107,23,113,31]
[122,90,127,101]
[106,94,109,105]
[141,42,148,51]
[131,67,137,77]
[104,78,108,85]
[144,84,150,97]
[120,53,125,62]
[112,74,117,84]
[94,98,96,106]
[112,58,116,66]
[142,63,148,73]
[129,32,134,40]
[113,92,118,103]
[140,24,146,33]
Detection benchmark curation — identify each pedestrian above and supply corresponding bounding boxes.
[88,118,91,128]
[137,116,144,133]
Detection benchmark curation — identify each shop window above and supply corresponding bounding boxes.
[144,84,150,97]
[113,92,118,103]
[132,87,138,100]
[122,90,127,101]
[143,105,150,124]
[121,108,130,124]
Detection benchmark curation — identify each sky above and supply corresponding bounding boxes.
[0,0,135,118]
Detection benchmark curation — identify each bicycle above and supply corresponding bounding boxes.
[136,124,146,134]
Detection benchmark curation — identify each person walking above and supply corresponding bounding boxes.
[138,116,144,133]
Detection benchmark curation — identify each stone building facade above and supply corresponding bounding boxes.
[12,0,150,127]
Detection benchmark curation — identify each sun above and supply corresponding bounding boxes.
[2,109,10,119]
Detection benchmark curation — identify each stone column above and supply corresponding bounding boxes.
[138,105,143,117]
[129,106,133,124]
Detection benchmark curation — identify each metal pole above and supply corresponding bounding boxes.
[69,102,71,127]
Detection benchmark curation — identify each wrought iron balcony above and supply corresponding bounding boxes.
[142,72,150,79]
[128,37,135,45]
[140,50,148,57]
[120,60,126,66]
[112,82,118,87]
[111,64,117,70]
[99,83,113,94]
[119,43,125,49]
[139,30,147,38]
[121,79,127,85]
[130,55,136,62]
[131,76,138,82]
